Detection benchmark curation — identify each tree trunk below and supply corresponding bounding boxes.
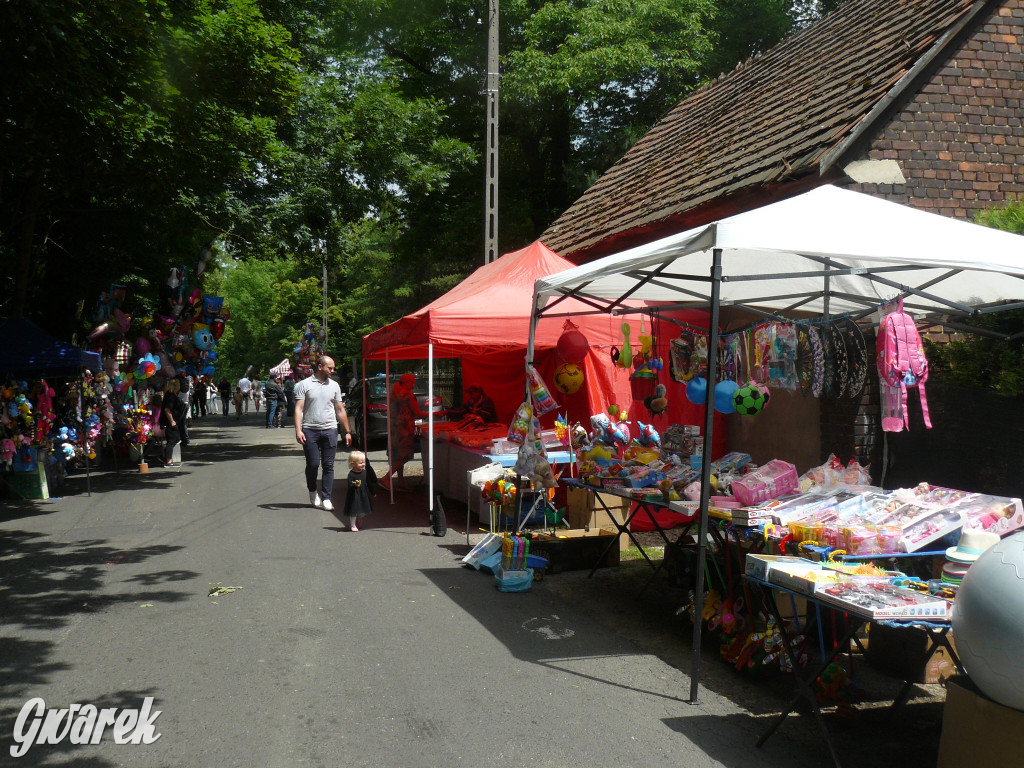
[13,169,43,315]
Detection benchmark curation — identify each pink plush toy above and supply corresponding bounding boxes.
[0,437,15,465]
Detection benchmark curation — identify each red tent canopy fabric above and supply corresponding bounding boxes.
[362,241,725,455]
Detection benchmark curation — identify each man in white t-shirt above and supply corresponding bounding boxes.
[294,355,352,511]
[237,375,252,412]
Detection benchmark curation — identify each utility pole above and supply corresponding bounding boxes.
[321,244,329,348]
[484,0,499,264]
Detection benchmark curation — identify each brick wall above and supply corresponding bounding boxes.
[849,0,1024,217]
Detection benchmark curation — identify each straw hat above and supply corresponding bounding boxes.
[945,528,1001,564]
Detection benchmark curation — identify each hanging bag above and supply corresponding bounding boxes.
[876,299,932,432]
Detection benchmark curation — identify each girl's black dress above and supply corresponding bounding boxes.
[344,465,379,521]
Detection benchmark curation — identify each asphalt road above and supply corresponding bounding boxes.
[1,410,945,767]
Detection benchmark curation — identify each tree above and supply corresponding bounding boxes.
[207,257,323,378]
[0,0,301,336]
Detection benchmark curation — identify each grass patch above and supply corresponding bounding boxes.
[621,544,665,562]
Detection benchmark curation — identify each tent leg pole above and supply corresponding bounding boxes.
[689,247,723,704]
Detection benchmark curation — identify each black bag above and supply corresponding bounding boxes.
[430,497,447,537]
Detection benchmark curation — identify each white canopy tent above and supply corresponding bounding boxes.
[527,184,1024,702]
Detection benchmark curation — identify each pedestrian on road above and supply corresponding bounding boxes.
[233,386,244,419]
[195,375,209,418]
[274,378,287,426]
[284,376,296,418]
[252,379,263,412]
[294,355,352,511]
[171,377,191,447]
[238,374,252,412]
[218,377,232,416]
[264,374,285,429]
[158,389,184,466]
[343,450,378,532]
[207,377,219,415]
[379,373,426,490]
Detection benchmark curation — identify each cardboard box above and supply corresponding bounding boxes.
[527,528,620,573]
[594,493,632,552]
[938,676,1023,768]
[866,624,958,684]
[565,486,594,529]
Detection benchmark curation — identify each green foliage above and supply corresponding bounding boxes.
[212,258,322,378]
[2,0,838,369]
[927,199,1024,396]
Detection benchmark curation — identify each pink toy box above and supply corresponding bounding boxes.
[732,460,799,507]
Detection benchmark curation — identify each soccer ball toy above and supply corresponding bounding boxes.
[553,363,585,394]
[734,384,770,416]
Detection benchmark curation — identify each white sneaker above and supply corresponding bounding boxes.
[321,498,334,512]
[310,491,323,509]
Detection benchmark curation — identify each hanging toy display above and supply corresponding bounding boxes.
[685,376,708,405]
[556,319,589,364]
[733,382,770,416]
[552,362,584,394]
[526,364,560,415]
[610,322,633,368]
[643,383,668,416]
[713,380,739,414]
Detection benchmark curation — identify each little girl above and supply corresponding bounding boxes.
[343,450,378,532]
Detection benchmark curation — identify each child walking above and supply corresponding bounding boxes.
[343,451,378,532]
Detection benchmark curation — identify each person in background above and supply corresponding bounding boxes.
[170,376,191,447]
[264,374,285,429]
[457,385,498,424]
[155,393,181,467]
[233,385,244,419]
[238,373,252,412]
[294,355,352,511]
[379,373,426,490]
[218,377,232,417]
[195,375,208,418]
[274,378,287,426]
[284,376,296,419]
[207,377,219,415]
[252,379,263,412]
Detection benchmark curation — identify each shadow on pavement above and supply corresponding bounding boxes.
[0,528,194,767]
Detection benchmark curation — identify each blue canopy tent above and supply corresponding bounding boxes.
[0,314,101,376]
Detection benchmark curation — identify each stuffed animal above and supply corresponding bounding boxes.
[644,383,668,416]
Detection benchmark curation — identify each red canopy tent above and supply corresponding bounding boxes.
[362,240,719,511]
[364,240,642,426]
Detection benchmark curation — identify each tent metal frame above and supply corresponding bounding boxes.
[526,187,1024,704]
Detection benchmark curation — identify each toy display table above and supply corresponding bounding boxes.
[562,479,718,586]
[746,575,964,768]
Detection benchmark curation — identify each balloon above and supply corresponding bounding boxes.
[133,337,150,357]
[714,380,739,414]
[556,325,590,364]
[210,318,225,340]
[685,377,707,405]
[552,363,584,394]
[734,384,768,416]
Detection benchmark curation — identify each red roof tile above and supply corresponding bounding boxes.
[541,0,990,261]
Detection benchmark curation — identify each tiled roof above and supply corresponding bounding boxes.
[541,0,990,261]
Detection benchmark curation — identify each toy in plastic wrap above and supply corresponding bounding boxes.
[507,402,533,445]
[676,330,708,383]
[768,322,798,390]
[526,364,559,415]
